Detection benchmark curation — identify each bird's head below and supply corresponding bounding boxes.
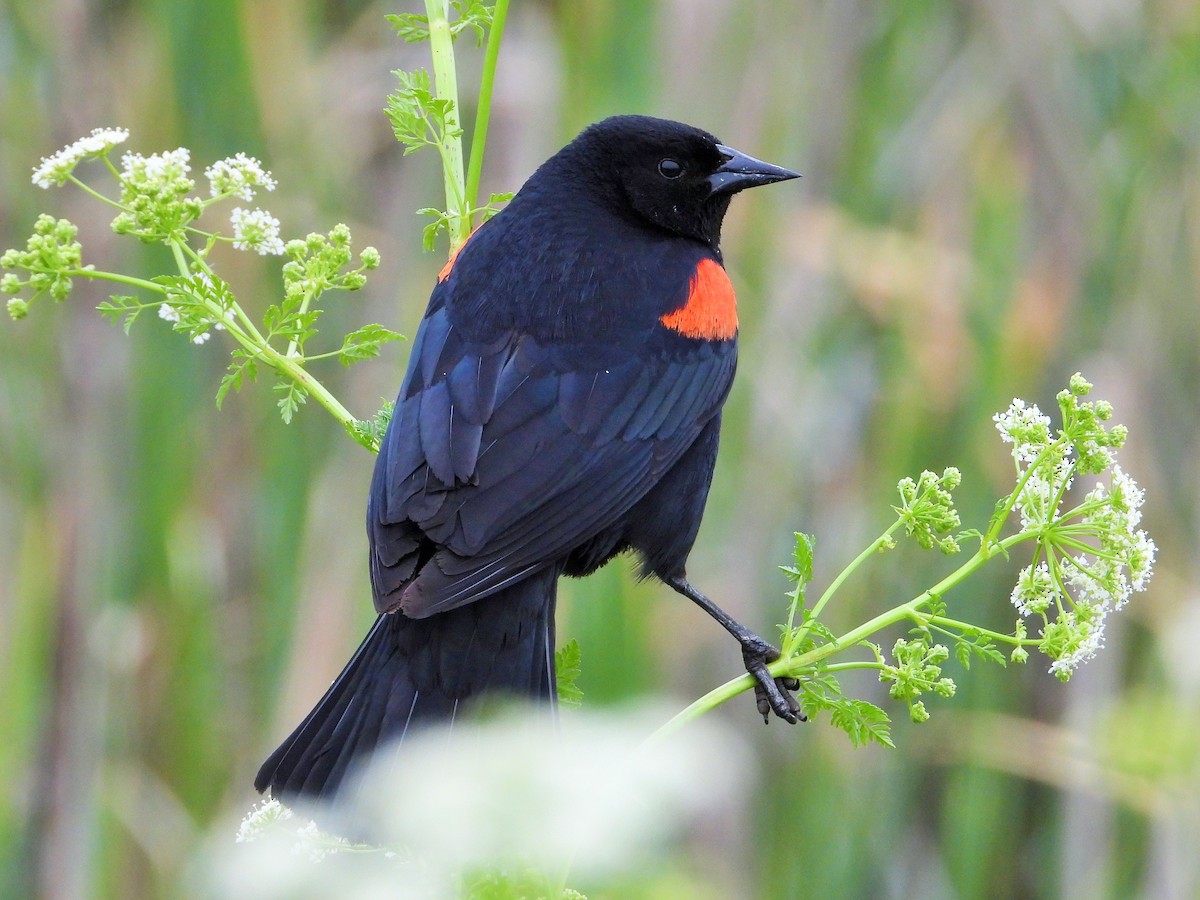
[555,115,800,250]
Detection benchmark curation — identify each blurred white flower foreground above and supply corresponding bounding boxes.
[200,705,747,897]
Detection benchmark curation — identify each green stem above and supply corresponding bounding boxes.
[101,154,124,183]
[174,241,264,340]
[285,288,316,358]
[654,530,1038,739]
[783,518,905,656]
[822,661,888,674]
[464,0,509,220]
[424,0,468,250]
[170,240,192,278]
[266,348,358,428]
[923,616,1039,646]
[62,269,166,294]
[984,436,1070,545]
[67,174,130,212]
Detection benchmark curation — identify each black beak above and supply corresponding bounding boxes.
[708,144,801,196]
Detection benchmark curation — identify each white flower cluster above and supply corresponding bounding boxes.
[120,147,193,187]
[205,152,277,201]
[1010,561,1056,617]
[993,397,1052,464]
[230,207,285,256]
[32,127,130,188]
[998,377,1156,680]
[235,796,376,865]
[236,798,294,843]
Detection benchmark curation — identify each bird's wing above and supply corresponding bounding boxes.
[368,297,736,618]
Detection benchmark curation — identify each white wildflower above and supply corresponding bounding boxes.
[32,127,130,188]
[158,303,181,323]
[993,398,1052,463]
[119,147,192,190]
[290,820,351,863]
[1046,604,1108,679]
[998,379,1154,681]
[230,207,285,256]
[236,798,293,843]
[1128,531,1156,592]
[1108,465,1145,528]
[1011,561,1056,616]
[205,152,277,201]
[1064,552,1129,609]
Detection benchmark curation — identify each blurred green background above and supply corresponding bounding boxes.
[2,0,1198,897]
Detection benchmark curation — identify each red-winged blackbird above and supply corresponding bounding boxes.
[256,115,801,802]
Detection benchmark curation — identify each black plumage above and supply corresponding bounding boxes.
[256,115,800,803]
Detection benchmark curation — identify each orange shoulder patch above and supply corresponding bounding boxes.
[437,242,465,282]
[659,258,738,340]
[437,223,484,282]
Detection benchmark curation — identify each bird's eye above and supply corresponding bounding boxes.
[658,158,683,179]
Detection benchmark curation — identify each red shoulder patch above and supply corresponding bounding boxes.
[659,258,738,340]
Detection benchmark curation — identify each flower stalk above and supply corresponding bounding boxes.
[657,376,1155,745]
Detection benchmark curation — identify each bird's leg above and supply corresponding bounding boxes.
[665,576,803,724]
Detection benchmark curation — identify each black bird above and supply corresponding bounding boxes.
[256,115,801,802]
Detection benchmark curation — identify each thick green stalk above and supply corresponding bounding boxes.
[464,0,509,217]
[424,0,468,249]
[266,348,359,428]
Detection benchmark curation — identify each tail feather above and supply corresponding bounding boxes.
[256,569,558,803]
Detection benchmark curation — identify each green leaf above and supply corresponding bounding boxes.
[804,615,838,646]
[274,380,307,424]
[956,630,1007,669]
[829,698,895,749]
[555,639,583,708]
[388,2,493,46]
[216,350,257,409]
[478,192,514,221]
[386,69,462,157]
[790,532,815,585]
[386,12,433,43]
[338,324,405,366]
[418,208,453,252]
[925,594,947,619]
[97,295,143,334]
[348,400,395,453]
[955,641,971,670]
[986,498,1010,541]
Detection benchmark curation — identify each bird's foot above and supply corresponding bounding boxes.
[740,635,804,724]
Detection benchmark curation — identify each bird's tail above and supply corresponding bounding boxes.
[254,568,558,803]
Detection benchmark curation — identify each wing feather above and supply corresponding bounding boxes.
[369,278,736,618]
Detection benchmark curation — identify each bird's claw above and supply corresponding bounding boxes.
[740,637,804,724]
